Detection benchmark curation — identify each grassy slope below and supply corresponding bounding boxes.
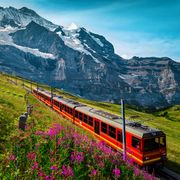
[0,74,94,155]
[1,73,180,173]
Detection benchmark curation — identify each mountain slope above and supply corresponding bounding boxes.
[0,6,179,110]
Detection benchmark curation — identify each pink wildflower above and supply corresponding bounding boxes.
[61,165,74,178]
[35,130,44,135]
[35,143,40,150]
[50,165,58,171]
[70,151,84,164]
[9,154,16,161]
[32,162,38,170]
[27,151,36,160]
[37,170,45,177]
[113,168,121,178]
[90,169,97,176]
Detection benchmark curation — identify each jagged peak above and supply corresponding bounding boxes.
[19,7,39,17]
[26,20,46,29]
[66,23,79,30]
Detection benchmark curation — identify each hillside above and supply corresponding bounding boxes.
[0,73,156,179]
[0,73,179,175]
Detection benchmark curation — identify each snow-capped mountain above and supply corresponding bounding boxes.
[0,6,58,30]
[0,6,179,110]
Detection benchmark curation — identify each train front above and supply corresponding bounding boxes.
[142,131,167,166]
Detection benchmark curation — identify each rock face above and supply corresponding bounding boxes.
[0,6,179,110]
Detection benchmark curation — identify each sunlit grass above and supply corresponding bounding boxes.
[0,73,180,173]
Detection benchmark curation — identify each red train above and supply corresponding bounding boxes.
[32,88,167,167]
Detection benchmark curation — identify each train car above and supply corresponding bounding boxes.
[32,88,167,167]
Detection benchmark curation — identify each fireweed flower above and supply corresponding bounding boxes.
[47,123,65,138]
[32,162,38,170]
[90,169,97,176]
[37,170,45,177]
[134,167,140,176]
[50,165,58,171]
[70,151,84,163]
[113,168,121,178]
[35,143,40,150]
[61,165,74,178]
[35,130,44,136]
[27,152,36,160]
[57,137,66,146]
[9,154,16,161]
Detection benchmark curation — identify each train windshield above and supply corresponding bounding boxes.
[144,136,165,152]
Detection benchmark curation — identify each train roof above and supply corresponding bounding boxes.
[76,106,164,138]
[35,88,164,138]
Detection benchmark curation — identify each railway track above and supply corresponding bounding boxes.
[156,167,180,180]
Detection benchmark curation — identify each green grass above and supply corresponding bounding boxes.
[0,73,180,173]
[0,74,94,155]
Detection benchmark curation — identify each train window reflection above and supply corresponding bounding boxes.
[160,136,166,147]
[144,138,159,151]
[132,137,140,149]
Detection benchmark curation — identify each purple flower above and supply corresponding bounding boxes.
[61,165,74,178]
[134,167,140,176]
[70,151,84,164]
[32,162,38,170]
[47,124,65,138]
[98,162,104,168]
[35,143,40,150]
[35,130,44,135]
[45,176,54,180]
[113,168,121,178]
[57,137,64,146]
[90,169,97,176]
[27,152,36,160]
[9,154,16,161]
[50,165,58,171]
[37,170,45,177]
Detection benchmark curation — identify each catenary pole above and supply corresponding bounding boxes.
[121,98,126,160]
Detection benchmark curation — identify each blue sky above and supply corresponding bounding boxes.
[1,0,180,61]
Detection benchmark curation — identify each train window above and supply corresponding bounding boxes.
[109,126,116,139]
[60,104,63,111]
[88,117,93,126]
[144,138,159,152]
[132,137,140,149]
[84,114,88,123]
[75,111,78,118]
[79,112,82,120]
[101,122,107,134]
[160,137,165,147]
[117,131,122,142]
[65,106,68,112]
[54,100,59,107]
[69,108,72,115]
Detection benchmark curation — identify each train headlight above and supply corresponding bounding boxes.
[143,156,149,160]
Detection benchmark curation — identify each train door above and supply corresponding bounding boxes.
[94,120,100,134]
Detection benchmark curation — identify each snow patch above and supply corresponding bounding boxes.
[118,74,139,79]
[0,27,56,59]
[90,35,104,47]
[65,23,79,31]
[15,45,56,59]
[84,43,96,53]
[56,28,100,63]
[0,7,58,31]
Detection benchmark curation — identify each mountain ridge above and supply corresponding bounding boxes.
[0,6,179,110]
